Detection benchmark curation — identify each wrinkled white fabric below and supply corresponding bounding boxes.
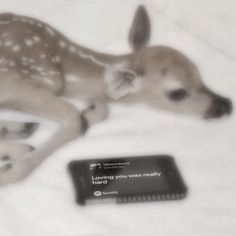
[0,0,235,235]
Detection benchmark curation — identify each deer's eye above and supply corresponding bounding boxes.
[168,89,188,101]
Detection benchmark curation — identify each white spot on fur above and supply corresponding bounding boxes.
[59,41,66,48]
[20,18,27,22]
[24,39,34,47]
[45,26,54,36]
[52,56,61,63]
[78,51,106,67]
[43,77,54,85]
[0,21,11,24]
[9,61,15,66]
[33,66,44,72]
[0,58,12,66]
[40,54,46,59]
[55,56,61,62]
[4,40,13,47]
[12,45,21,52]
[32,36,41,42]
[21,57,34,64]
[49,71,59,76]
[69,46,76,53]
[28,20,35,25]
[0,58,6,64]
[65,74,80,83]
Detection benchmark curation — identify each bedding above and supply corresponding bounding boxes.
[0,0,235,235]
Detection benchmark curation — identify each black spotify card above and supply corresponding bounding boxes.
[68,155,187,205]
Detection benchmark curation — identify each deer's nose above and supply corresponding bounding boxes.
[206,97,233,118]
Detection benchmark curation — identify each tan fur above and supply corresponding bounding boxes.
[0,6,232,186]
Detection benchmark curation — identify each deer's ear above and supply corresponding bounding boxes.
[104,67,140,100]
[129,5,151,51]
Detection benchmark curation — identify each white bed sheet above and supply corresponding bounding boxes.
[0,0,236,235]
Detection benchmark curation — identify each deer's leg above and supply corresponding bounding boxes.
[82,98,109,130]
[0,142,34,168]
[0,84,84,186]
[0,121,39,140]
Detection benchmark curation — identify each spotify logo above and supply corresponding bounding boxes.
[94,191,102,197]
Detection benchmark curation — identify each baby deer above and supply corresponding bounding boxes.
[0,5,232,186]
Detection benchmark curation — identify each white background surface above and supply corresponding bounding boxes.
[0,0,236,235]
